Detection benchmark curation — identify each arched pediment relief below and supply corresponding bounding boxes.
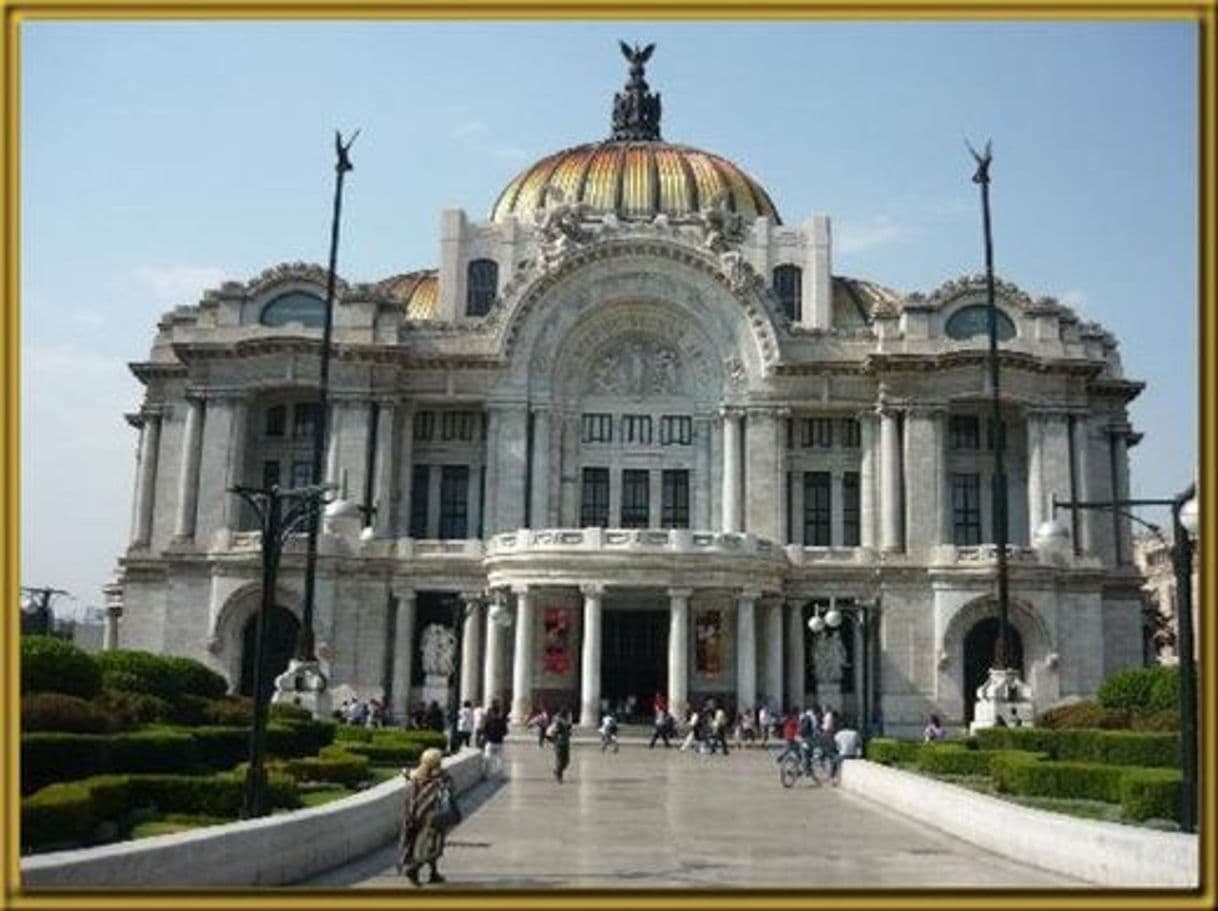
[942,595,1053,657]
[585,335,682,398]
[909,273,1041,313]
[494,235,781,385]
[246,262,343,299]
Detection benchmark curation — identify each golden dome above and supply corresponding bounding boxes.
[490,141,781,226]
[377,270,438,320]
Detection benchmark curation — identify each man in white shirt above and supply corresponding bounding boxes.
[456,700,474,749]
[472,703,487,748]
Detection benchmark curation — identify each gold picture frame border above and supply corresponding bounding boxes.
[1,4,1214,909]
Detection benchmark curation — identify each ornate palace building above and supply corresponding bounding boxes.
[111,47,1146,736]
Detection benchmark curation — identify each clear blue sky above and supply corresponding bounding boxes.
[20,21,1197,613]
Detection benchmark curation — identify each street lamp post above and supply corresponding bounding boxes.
[20,586,71,637]
[228,482,330,819]
[1050,482,1199,832]
[807,598,881,742]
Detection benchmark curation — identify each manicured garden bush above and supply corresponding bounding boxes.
[170,694,254,727]
[22,693,115,734]
[993,758,1130,803]
[918,746,1048,777]
[20,636,101,699]
[973,726,1061,755]
[269,702,314,723]
[864,738,921,765]
[1098,666,1187,716]
[1036,700,1130,730]
[334,725,373,743]
[92,689,172,727]
[191,726,252,770]
[275,749,370,786]
[95,650,228,703]
[1130,709,1180,732]
[21,782,97,849]
[22,733,115,794]
[1119,768,1183,823]
[108,730,201,774]
[395,729,447,749]
[975,726,1177,768]
[265,720,335,757]
[339,740,426,765]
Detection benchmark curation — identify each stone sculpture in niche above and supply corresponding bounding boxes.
[420,622,457,677]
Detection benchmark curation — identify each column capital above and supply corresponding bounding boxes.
[738,587,762,602]
[719,405,745,421]
[511,582,533,597]
[459,590,485,605]
[744,404,787,419]
[667,587,694,601]
[579,582,606,599]
[392,585,417,603]
[906,402,949,418]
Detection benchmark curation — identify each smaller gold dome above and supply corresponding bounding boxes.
[377,270,438,320]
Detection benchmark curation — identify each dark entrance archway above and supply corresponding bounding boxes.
[601,610,668,722]
[963,617,1024,723]
[240,606,301,702]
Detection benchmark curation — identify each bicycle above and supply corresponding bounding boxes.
[776,741,833,787]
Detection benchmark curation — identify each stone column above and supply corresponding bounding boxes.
[879,406,902,551]
[103,606,122,651]
[325,404,342,488]
[1026,410,1046,534]
[763,600,783,710]
[693,417,711,529]
[396,405,415,536]
[745,408,783,540]
[785,601,805,711]
[459,593,483,707]
[222,398,249,531]
[391,588,416,723]
[132,412,162,546]
[721,408,743,533]
[373,402,397,537]
[580,584,604,726]
[483,602,505,708]
[530,407,551,528]
[488,405,528,533]
[668,588,691,718]
[510,585,534,723]
[904,407,948,550]
[173,397,204,541]
[1111,425,1132,564]
[736,589,758,712]
[859,412,878,549]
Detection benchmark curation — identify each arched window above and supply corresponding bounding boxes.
[259,291,326,328]
[945,304,1016,341]
[773,264,802,322]
[466,259,498,317]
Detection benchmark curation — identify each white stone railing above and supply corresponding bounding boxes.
[487,527,786,562]
[785,544,874,566]
[951,544,1041,564]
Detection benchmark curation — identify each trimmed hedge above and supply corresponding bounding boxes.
[1098,666,1190,716]
[334,725,373,743]
[1120,768,1183,823]
[1130,710,1181,732]
[975,727,1178,768]
[21,637,102,699]
[93,690,172,727]
[96,650,227,703]
[993,757,1129,803]
[1036,700,1130,730]
[272,749,370,786]
[22,693,115,734]
[340,740,425,765]
[269,702,314,723]
[21,782,97,848]
[170,694,253,727]
[864,738,921,765]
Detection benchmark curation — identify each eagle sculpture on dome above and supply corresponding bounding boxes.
[612,41,662,141]
[620,41,655,66]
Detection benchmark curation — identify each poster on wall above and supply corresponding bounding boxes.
[542,607,573,676]
[694,610,723,675]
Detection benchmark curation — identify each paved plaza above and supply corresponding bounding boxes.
[310,745,1081,889]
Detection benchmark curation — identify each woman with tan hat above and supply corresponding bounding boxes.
[397,747,457,886]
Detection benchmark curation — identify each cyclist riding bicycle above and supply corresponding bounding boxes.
[796,709,818,774]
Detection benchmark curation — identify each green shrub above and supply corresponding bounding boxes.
[973,727,1062,755]
[21,637,101,699]
[864,738,920,765]
[269,702,314,723]
[21,733,114,794]
[21,782,97,848]
[78,775,132,821]
[125,773,244,817]
[163,657,228,699]
[388,729,447,749]
[1098,666,1185,715]
[1037,700,1130,730]
[92,689,171,727]
[334,725,373,743]
[108,730,201,774]
[22,693,115,734]
[341,741,425,765]
[1120,768,1183,823]
[265,720,335,757]
[274,750,370,786]
[190,726,252,770]
[917,745,989,775]
[1130,709,1180,732]
[96,650,225,703]
[994,759,1129,803]
[1051,730,1179,768]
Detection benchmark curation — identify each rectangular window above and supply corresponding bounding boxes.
[262,459,281,490]
[661,469,690,529]
[842,471,861,546]
[409,465,430,538]
[580,468,610,528]
[840,418,861,449]
[952,473,982,545]
[293,403,320,440]
[289,460,313,489]
[440,411,478,441]
[621,469,650,528]
[438,465,469,539]
[801,418,834,448]
[950,415,980,450]
[581,413,613,443]
[803,471,832,546]
[659,415,692,445]
[622,414,653,445]
[265,405,286,438]
[413,410,435,441]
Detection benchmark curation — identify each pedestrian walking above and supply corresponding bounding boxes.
[472,702,486,748]
[739,707,756,747]
[710,706,730,755]
[599,711,620,753]
[758,704,772,747]
[397,747,456,887]
[526,705,550,748]
[679,707,700,752]
[549,706,573,782]
[649,706,674,748]
[482,700,508,778]
[455,700,474,749]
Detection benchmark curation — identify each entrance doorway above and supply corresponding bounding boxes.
[601,609,668,722]
[963,617,1024,723]
[240,606,301,702]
